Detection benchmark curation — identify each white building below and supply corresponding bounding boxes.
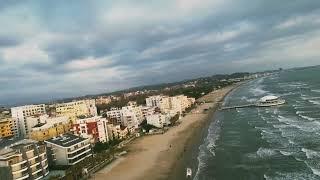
[106,108,122,124]
[11,104,46,138]
[0,139,49,180]
[72,116,109,143]
[146,113,170,128]
[121,102,144,129]
[45,133,92,166]
[145,95,195,116]
[140,106,156,119]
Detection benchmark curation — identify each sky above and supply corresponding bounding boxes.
[1,0,320,106]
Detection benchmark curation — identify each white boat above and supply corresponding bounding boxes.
[256,95,286,107]
[186,168,192,178]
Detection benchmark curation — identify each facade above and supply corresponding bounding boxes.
[72,116,109,143]
[0,139,49,180]
[95,96,112,105]
[106,124,128,140]
[145,95,194,116]
[106,108,122,124]
[45,134,91,166]
[30,116,71,141]
[0,117,14,138]
[146,113,170,128]
[140,106,156,119]
[11,104,46,138]
[55,100,97,123]
[121,102,144,129]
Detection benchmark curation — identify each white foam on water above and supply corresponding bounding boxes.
[279,150,293,156]
[298,114,317,121]
[256,147,277,158]
[309,100,320,105]
[311,89,320,93]
[304,161,320,177]
[302,148,320,159]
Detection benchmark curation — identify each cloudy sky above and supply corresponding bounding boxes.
[1,0,320,106]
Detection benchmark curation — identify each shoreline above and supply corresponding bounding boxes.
[168,81,246,180]
[90,83,244,180]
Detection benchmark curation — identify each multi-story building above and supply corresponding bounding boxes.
[146,95,163,107]
[106,124,128,140]
[0,117,14,138]
[146,113,171,128]
[0,139,49,180]
[146,95,194,115]
[55,100,97,123]
[121,102,144,129]
[140,106,156,119]
[106,108,122,124]
[95,96,112,105]
[72,116,109,143]
[11,104,46,138]
[45,133,92,166]
[30,116,71,141]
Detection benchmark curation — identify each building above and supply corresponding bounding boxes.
[30,116,71,141]
[121,102,144,129]
[0,117,13,138]
[140,106,156,119]
[146,95,163,107]
[146,113,171,128]
[95,96,112,105]
[72,116,109,143]
[105,108,122,124]
[55,100,97,123]
[0,139,49,180]
[45,134,92,166]
[11,104,46,138]
[145,95,194,116]
[106,124,128,140]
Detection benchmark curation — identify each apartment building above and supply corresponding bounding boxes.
[45,134,91,166]
[106,108,122,124]
[95,96,112,105]
[0,117,14,138]
[106,123,128,140]
[30,116,71,141]
[121,102,144,129]
[11,104,46,138]
[55,100,97,123]
[0,139,49,180]
[72,116,109,143]
[146,113,171,128]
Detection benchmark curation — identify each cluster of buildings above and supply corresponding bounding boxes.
[0,93,195,179]
[106,95,195,129]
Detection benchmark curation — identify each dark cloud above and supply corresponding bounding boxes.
[1,0,320,105]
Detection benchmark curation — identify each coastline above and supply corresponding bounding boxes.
[90,83,244,180]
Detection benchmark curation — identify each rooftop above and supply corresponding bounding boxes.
[260,95,279,102]
[45,133,87,147]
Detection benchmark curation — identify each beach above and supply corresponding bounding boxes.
[90,84,240,180]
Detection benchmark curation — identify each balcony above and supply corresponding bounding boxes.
[67,143,90,154]
[67,148,91,160]
[32,168,42,175]
[11,160,27,167]
[15,173,29,180]
[12,166,28,174]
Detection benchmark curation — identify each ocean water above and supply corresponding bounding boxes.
[194,66,320,180]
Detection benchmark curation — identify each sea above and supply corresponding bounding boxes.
[194,66,320,180]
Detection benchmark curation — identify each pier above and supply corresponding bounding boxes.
[219,104,256,110]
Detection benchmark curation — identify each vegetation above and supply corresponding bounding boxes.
[93,139,122,153]
[169,114,180,125]
[140,120,158,132]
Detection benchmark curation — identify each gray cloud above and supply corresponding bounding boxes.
[0,0,320,105]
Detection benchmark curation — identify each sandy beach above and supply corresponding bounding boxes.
[90,84,240,180]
